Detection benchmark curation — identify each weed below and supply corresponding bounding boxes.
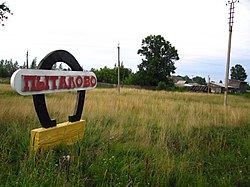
[0,85,249,186]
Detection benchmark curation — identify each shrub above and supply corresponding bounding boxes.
[157,81,167,90]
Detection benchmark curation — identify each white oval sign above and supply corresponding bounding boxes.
[11,69,97,96]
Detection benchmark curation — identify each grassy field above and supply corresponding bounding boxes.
[0,84,249,186]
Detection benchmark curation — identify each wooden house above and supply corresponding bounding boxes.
[208,80,247,93]
[228,80,247,93]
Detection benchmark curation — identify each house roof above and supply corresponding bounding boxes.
[229,79,247,88]
[176,80,187,85]
[208,80,246,89]
[208,82,225,88]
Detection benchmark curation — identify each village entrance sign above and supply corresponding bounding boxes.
[11,50,97,151]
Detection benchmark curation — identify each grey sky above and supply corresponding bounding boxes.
[1,0,250,82]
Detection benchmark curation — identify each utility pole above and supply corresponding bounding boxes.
[26,50,29,69]
[224,0,239,107]
[208,75,210,93]
[117,43,120,94]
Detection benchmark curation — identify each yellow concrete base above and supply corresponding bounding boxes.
[30,120,86,152]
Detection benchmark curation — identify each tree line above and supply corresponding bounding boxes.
[0,59,19,78]
[0,35,248,88]
[0,57,71,78]
[0,58,38,78]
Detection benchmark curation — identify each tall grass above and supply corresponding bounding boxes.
[0,84,249,186]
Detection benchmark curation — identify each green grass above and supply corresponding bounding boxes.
[0,77,10,84]
[0,84,249,186]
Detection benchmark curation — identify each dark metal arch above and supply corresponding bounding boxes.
[33,50,86,128]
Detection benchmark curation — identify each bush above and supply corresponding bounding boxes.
[157,81,167,90]
[246,83,250,90]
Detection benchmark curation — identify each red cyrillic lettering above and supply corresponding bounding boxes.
[59,76,68,89]
[90,76,97,87]
[44,76,50,90]
[68,76,76,89]
[23,76,36,91]
[76,76,83,87]
[84,76,90,87]
[50,76,58,90]
[36,76,45,91]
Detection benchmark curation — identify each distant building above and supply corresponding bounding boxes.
[172,75,185,83]
[175,81,208,92]
[189,85,208,92]
[208,80,247,93]
[175,80,188,87]
[229,79,248,93]
[208,82,225,93]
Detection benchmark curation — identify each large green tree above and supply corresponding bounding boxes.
[0,3,12,26]
[137,35,179,86]
[230,64,247,81]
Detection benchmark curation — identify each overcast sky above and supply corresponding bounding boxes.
[1,0,250,82]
